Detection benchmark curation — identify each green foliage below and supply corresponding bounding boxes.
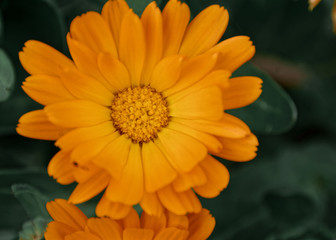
[12,184,50,219]
[0,49,15,102]
[0,170,66,239]
[19,217,48,240]
[206,143,336,240]
[230,63,297,134]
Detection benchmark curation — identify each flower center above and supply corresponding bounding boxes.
[111,86,169,143]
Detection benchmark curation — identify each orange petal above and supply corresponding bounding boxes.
[92,134,131,180]
[179,5,228,56]
[223,76,262,110]
[60,68,114,106]
[19,40,74,76]
[48,151,75,185]
[157,185,202,215]
[66,35,113,91]
[105,143,144,205]
[17,110,65,141]
[123,228,154,240]
[172,165,207,192]
[140,192,164,217]
[55,121,115,151]
[215,133,259,161]
[46,199,87,230]
[68,170,110,204]
[157,128,207,173]
[172,114,249,139]
[97,53,131,92]
[64,231,101,240]
[69,11,117,56]
[194,155,229,198]
[45,100,111,128]
[154,227,189,240]
[119,10,146,86]
[200,69,231,89]
[141,2,163,85]
[167,119,222,153]
[71,131,119,165]
[142,141,177,193]
[166,211,188,229]
[118,208,140,228]
[162,0,190,57]
[149,55,184,93]
[101,0,130,47]
[164,53,218,96]
[207,36,255,72]
[44,221,77,240]
[168,86,223,121]
[72,163,101,183]
[140,211,167,235]
[187,209,215,240]
[87,218,122,240]
[96,194,132,219]
[222,113,251,132]
[22,75,74,106]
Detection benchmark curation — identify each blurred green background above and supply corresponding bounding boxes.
[0,0,336,239]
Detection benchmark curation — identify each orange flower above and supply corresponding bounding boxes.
[45,199,215,240]
[17,0,261,218]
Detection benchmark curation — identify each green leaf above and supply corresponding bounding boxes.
[0,192,28,234]
[0,48,15,102]
[0,169,99,227]
[228,63,297,134]
[205,142,336,239]
[0,169,69,233]
[12,184,50,219]
[19,217,49,240]
[0,230,16,240]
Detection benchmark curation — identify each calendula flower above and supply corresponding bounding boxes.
[45,199,215,240]
[17,0,261,218]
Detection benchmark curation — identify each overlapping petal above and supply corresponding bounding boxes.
[19,40,75,76]
[45,199,215,240]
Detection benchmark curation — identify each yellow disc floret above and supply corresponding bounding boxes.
[111,86,169,143]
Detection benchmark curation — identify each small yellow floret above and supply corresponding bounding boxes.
[111,86,169,143]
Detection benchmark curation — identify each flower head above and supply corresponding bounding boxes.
[17,0,262,218]
[45,199,215,240]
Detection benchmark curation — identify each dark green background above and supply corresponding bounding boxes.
[0,0,335,239]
